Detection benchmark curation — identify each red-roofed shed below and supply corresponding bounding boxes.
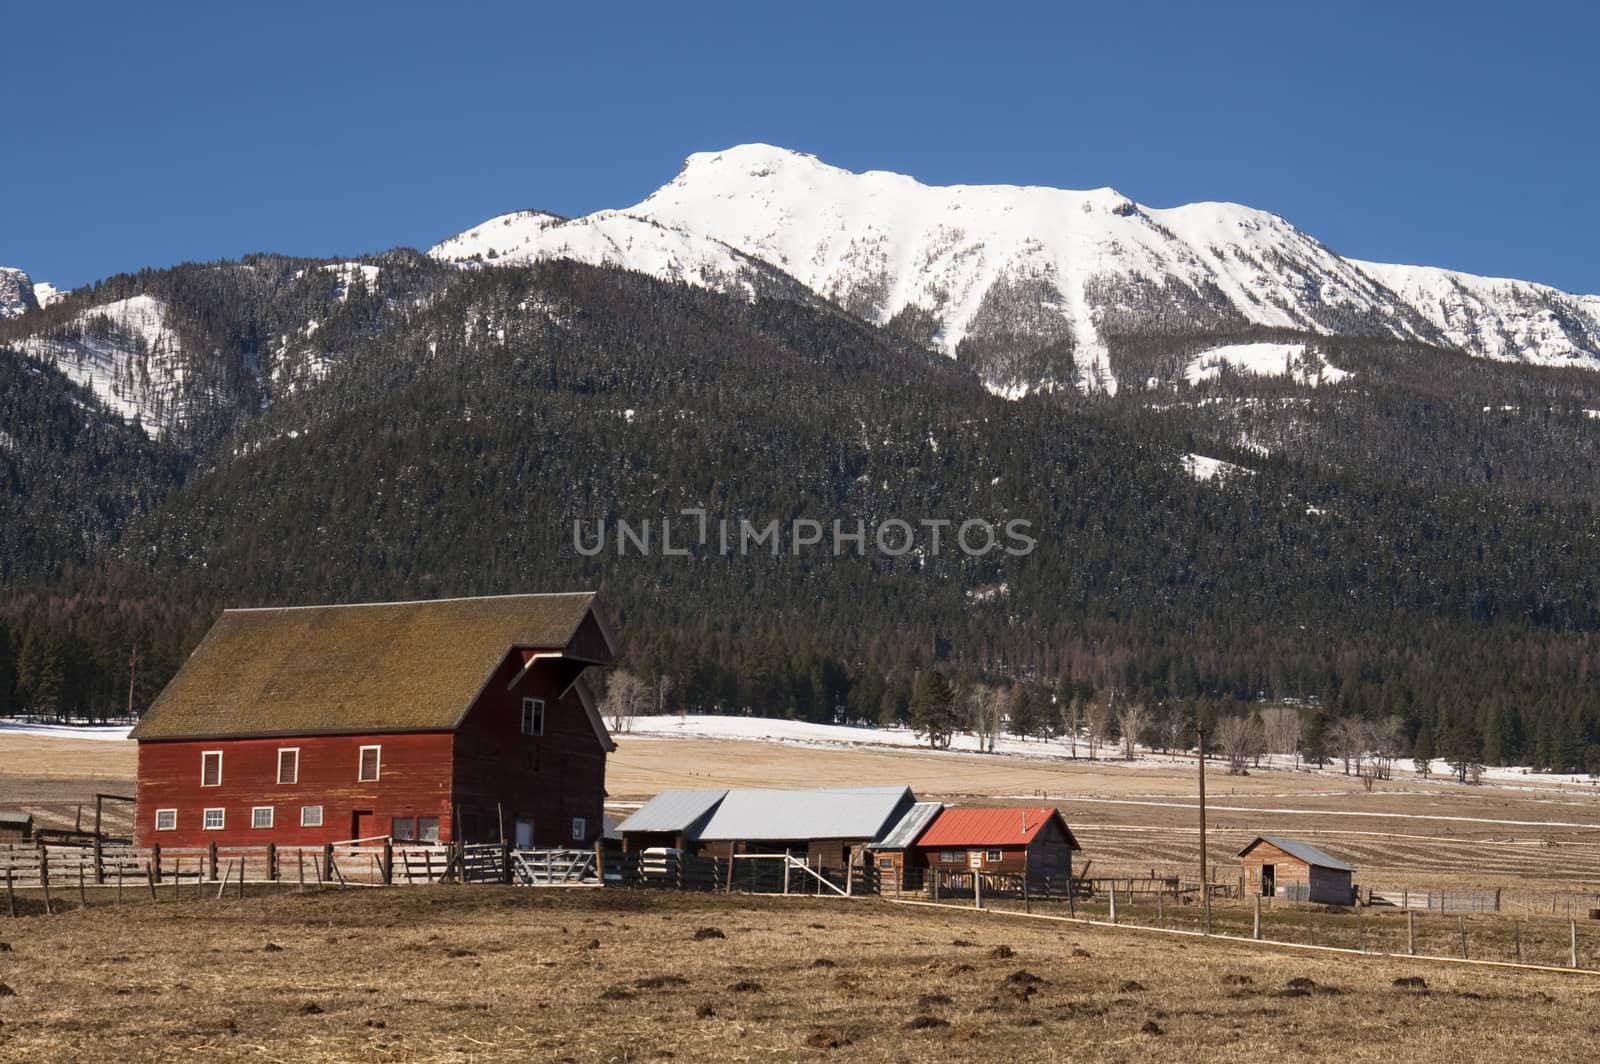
[912,806,1080,886]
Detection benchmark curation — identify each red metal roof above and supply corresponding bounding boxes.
[913,807,1078,849]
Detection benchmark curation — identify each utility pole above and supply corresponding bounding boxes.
[127,647,140,720]
[1197,716,1211,934]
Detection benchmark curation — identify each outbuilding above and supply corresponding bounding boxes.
[912,806,1079,887]
[131,593,617,849]
[0,811,33,842]
[866,801,943,893]
[1237,835,1354,905]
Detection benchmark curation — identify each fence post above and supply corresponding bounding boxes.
[1514,921,1522,963]
[267,843,277,882]
[1023,873,1031,914]
[1459,917,1468,959]
[382,839,393,886]
[974,869,983,911]
[1253,894,1262,940]
[173,858,181,901]
[208,841,218,882]
[297,849,306,892]
[1407,910,1416,955]
[239,856,247,898]
[1572,920,1580,969]
[1109,883,1117,925]
[5,866,13,918]
[501,840,513,885]
[151,843,162,884]
[77,861,87,908]
[38,843,52,914]
[322,843,334,884]
[93,834,104,886]
[145,860,157,901]
[933,870,940,903]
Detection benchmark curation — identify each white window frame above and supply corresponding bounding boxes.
[154,808,177,831]
[571,816,586,841]
[202,808,225,830]
[985,848,1003,862]
[200,750,223,787]
[251,806,274,829]
[522,697,545,736]
[277,747,299,785]
[358,745,381,782]
[300,805,323,828]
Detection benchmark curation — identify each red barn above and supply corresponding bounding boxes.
[130,593,617,850]
[912,806,1080,886]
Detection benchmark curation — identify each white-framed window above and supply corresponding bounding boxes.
[201,750,223,787]
[940,850,963,863]
[300,805,323,828]
[252,806,274,829]
[358,745,381,782]
[203,808,225,830]
[154,809,177,831]
[985,848,1002,862]
[277,748,299,785]
[522,698,545,736]
[571,816,586,841]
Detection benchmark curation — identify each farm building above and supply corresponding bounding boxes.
[0,811,33,842]
[912,806,1079,886]
[130,593,617,850]
[617,785,918,872]
[1237,835,1354,905]
[865,801,943,892]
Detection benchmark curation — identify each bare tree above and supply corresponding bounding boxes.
[1059,693,1083,758]
[1116,702,1150,761]
[1367,715,1405,781]
[601,670,650,734]
[1327,716,1365,776]
[1215,713,1265,776]
[1261,705,1302,766]
[1085,693,1114,761]
[966,683,1010,753]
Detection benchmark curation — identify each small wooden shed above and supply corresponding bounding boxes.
[1237,835,1353,905]
[912,806,1080,887]
[866,801,943,893]
[0,811,33,842]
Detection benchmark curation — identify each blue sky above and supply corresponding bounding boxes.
[4,1,1597,293]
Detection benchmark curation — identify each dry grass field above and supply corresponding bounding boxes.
[8,731,1600,896]
[4,887,1600,1063]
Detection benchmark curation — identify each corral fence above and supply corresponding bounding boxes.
[1370,888,1503,913]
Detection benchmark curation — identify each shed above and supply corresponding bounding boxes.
[696,785,915,870]
[615,789,728,852]
[0,811,33,842]
[913,806,1079,886]
[866,801,942,893]
[1237,835,1354,905]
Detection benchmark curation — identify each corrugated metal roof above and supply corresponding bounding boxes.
[697,785,914,842]
[1240,835,1352,872]
[870,802,944,850]
[914,806,1079,850]
[0,811,32,826]
[614,789,728,835]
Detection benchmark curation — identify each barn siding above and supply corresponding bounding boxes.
[134,731,454,848]
[451,655,607,847]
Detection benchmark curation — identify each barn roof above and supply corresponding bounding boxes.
[0,811,32,827]
[696,785,915,843]
[1237,835,1352,872]
[130,593,614,741]
[869,802,944,850]
[914,806,1080,850]
[615,789,729,835]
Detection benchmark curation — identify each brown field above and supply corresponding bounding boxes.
[4,887,1600,1063]
[9,732,1600,897]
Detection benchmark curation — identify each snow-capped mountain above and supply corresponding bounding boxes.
[435,144,1600,393]
[1,268,39,318]
[428,207,811,302]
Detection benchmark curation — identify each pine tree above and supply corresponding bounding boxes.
[909,669,958,749]
[1412,722,1435,777]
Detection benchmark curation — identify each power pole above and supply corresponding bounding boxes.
[1197,716,1211,934]
[127,648,140,720]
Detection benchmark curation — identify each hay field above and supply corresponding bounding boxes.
[3,888,1600,1063]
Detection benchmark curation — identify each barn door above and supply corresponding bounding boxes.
[351,809,374,841]
[1261,864,1276,897]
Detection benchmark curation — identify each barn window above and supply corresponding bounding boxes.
[416,817,440,843]
[201,750,222,787]
[277,748,299,785]
[392,817,415,842]
[252,806,274,829]
[202,808,225,830]
[358,745,381,782]
[300,805,323,827]
[571,817,586,841]
[877,857,894,870]
[155,809,177,831]
[940,850,962,863]
[986,849,1002,862]
[522,698,545,736]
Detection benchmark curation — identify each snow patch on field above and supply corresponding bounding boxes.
[0,719,132,741]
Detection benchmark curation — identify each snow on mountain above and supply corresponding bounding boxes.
[429,207,808,301]
[622,145,1439,394]
[0,267,39,319]
[1182,453,1254,481]
[31,281,63,307]
[12,295,187,434]
[1184,342,1351,387]
[1352,260,1600,369]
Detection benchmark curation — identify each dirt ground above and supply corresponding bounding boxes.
[3,887,1600,1063]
